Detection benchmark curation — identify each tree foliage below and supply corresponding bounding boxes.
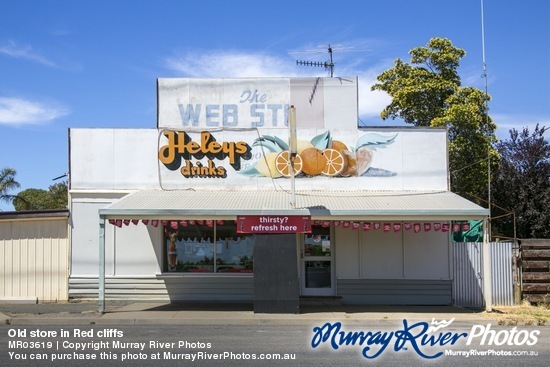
[0,167,20,205]
[492,125,549,239]
[13,181,68,211]
[372,37,498,201]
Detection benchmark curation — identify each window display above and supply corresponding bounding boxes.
[164,220,254,273]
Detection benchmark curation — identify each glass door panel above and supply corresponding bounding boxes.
[302,226,334,296]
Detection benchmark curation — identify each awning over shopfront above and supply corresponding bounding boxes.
[98,189,489,221]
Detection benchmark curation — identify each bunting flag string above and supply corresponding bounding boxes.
[106,218,471,235]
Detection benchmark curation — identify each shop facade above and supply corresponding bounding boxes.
[68,77,489,312]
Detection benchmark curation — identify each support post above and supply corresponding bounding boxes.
[482,217,492,311]
[99,216,106,313]
[289,105,297,209]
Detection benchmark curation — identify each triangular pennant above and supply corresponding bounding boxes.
[434,223,442,231]
[424,223,431,232]
[123,219,130,226]
[142,219,149,225]
[170,221,178,230]
[131,219,139,225]
[393,223,402,232]
[180,220,187,227]
[373,222,381,230]
[414,223,421,233]
[343,221,350,228]
[352,222,360,230]
[452,223,461,233]
[442,223,450,232]
[152,220,159,227]
[383,223,391,233]
[333,221,341,227]
[404,223,412,231]
[362,222,371,231]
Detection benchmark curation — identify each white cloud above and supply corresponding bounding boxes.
[0,40,58,68]
[356,71,392,120]
[0,97,70,126]
[491,113,550,140]
[164,50,299,78]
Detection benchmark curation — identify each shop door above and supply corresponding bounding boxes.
[301,226,334,296]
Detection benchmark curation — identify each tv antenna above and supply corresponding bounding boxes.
[296,44,335,77]
[293,44,371,77]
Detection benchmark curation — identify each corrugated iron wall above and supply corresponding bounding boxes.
[0,218,69,301]
[452,242,483,307]
[452,242,514,307]
[491,242,514,306]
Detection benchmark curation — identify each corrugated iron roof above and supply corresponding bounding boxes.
[99,190,488,220]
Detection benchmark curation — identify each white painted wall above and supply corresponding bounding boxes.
[70,127,448,191]
[360,229,404,278]
[335,225,450,280]
[70,129,160,190]
[335,228,360,277]
[404,230,450,279]
[70,194,162,277]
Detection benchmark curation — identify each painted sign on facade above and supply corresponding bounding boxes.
[157,77,359,130]
[237,216,311,234]
[158,130,252,178]
[157,128,399,181]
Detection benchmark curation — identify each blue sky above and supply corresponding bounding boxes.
[1,0,549,210]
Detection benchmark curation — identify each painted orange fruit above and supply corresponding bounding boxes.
[356,146,374,176]
[331,140,348,152]
[275,151,303,177]
[340,150,358,177]
[300,147,327,176]
[321,148,347,176]
[256,152,282,178]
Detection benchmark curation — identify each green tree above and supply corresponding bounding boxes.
[13,181,67,211]
[48,182,68,209]
[492,125,549,239]
[0,167,20,206]
[372,37,498,201]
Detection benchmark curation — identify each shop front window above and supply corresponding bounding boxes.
[165,220,254,273]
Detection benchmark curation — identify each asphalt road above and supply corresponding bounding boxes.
[0,323,548,367]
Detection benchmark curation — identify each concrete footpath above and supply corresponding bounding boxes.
[0,301,497,326]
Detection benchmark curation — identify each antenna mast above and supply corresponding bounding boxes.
[481,0,491,236]
[296,45,334,77]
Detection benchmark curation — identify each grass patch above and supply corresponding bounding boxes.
[489,301,549,326]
